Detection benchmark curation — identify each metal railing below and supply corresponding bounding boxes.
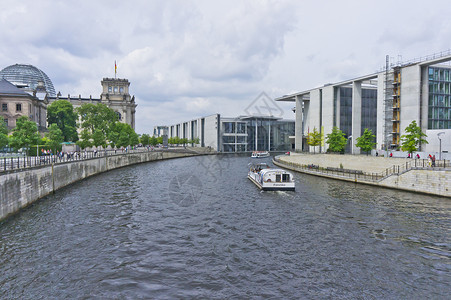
[0,147,202,173]
[273,156,450,183]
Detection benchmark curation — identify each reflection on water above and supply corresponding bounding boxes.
[0,155,450,299]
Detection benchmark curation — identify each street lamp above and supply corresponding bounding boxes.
[36,122,39,158]
[437,132,445,160]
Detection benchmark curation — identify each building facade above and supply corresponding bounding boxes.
[1,63,137,131]
[0,79,47,130]
[47,78,137,130]
[159,114,295,152]
[277,53,451,156]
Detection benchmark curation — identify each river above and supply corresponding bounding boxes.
[0,155,450,299]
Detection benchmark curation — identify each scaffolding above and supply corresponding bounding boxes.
[383,55,394,153]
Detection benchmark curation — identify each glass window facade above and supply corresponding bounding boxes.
[428,67,451,129]
[237,122,246,134]
[2,103,7,111]
[361,89,377,138]
[223,122,235,133]
[220,117,294,152]
[339,87,352,138]
[16,103,22,112]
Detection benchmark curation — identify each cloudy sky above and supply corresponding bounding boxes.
[1,0,450,134]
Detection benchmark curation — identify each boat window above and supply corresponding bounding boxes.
[282,174,290,182]
[276,174,281,182]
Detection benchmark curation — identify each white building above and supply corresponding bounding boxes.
[157,114,295,152]
[277,52,451,158]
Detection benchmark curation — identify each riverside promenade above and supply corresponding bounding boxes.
[274,152,451,197]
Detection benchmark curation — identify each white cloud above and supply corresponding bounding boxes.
[1,0,451,134]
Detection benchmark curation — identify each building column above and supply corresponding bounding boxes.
[295,95,303,152]
[352,81,362,154]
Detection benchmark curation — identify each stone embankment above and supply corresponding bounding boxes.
[274,153,451,197]
[0,149,205,222]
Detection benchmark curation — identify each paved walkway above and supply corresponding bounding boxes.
[279,153,418,174]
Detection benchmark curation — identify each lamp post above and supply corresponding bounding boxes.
[437,132,445,160]
[36,122,39,158]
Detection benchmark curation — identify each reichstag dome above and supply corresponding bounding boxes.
[0,64,56,96]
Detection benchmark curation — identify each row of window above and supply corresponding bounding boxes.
[223,122,246,134]
[108,86,124,93]
[429,67,451,82]
[2,103,22,112]
[428,67,451,129]
[222,135,247,144]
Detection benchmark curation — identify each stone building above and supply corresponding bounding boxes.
[47,78,137,130]
[0,79,47,130]
[0,63,137,131]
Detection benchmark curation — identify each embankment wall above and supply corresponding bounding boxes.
[0,151,197,222]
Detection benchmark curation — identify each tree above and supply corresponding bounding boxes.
[140,134,151,146]
[76,129,93,149]
[108,122,139,148]
[9,116,39,154]
[307,127,322,153]
[45,124,64,153]
[400,120,428,154]
[325,127,347,153]
[149,136,158,146]
[77,103,118,148]
[47,100,78,142]
[0,121,9,150]
[356,128,376,155]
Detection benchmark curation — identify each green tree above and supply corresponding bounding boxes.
[108,122,139,148]
[9,116,39,154]
[400,120,428,154]
[45,124,64,153]
[140,134,151,146]
[0,121,9,150]
[157,136,163,145]
[356,128,376,155]
[76,129,93,149]
[325,127,347,153]
[307,127,322,153]
[149,136,158,146]
[47,100,78,142]
[77,103,118,148]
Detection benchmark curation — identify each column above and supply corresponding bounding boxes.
[352,81,362,154]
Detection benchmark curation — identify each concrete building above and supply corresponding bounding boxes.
[277,52,451,157]
[160,114,294,152]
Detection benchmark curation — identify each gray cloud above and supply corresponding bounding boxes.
[1,0,451,134]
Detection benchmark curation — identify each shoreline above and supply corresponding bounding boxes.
[274,153,451,198]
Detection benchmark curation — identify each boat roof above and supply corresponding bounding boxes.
[260,168,293,175]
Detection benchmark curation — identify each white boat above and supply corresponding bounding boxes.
[251,151,270,158]
[248,163,295,191]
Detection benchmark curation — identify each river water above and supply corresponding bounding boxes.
[0,155,450,299]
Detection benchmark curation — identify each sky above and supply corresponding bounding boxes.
[1,0,450,134]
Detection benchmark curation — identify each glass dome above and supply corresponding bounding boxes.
[0,64,56,96]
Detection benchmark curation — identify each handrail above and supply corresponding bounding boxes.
[273,156,450,183]
[0,148,200,173]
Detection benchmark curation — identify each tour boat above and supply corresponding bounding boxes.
[251,151,270,158]
[248,163,295,191]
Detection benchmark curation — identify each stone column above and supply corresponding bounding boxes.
[352,81,362,154]
[295,95,303,152]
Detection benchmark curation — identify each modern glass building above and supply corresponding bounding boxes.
[0,64,56,97]
[164,114,295,152]
[221,116,294,152]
